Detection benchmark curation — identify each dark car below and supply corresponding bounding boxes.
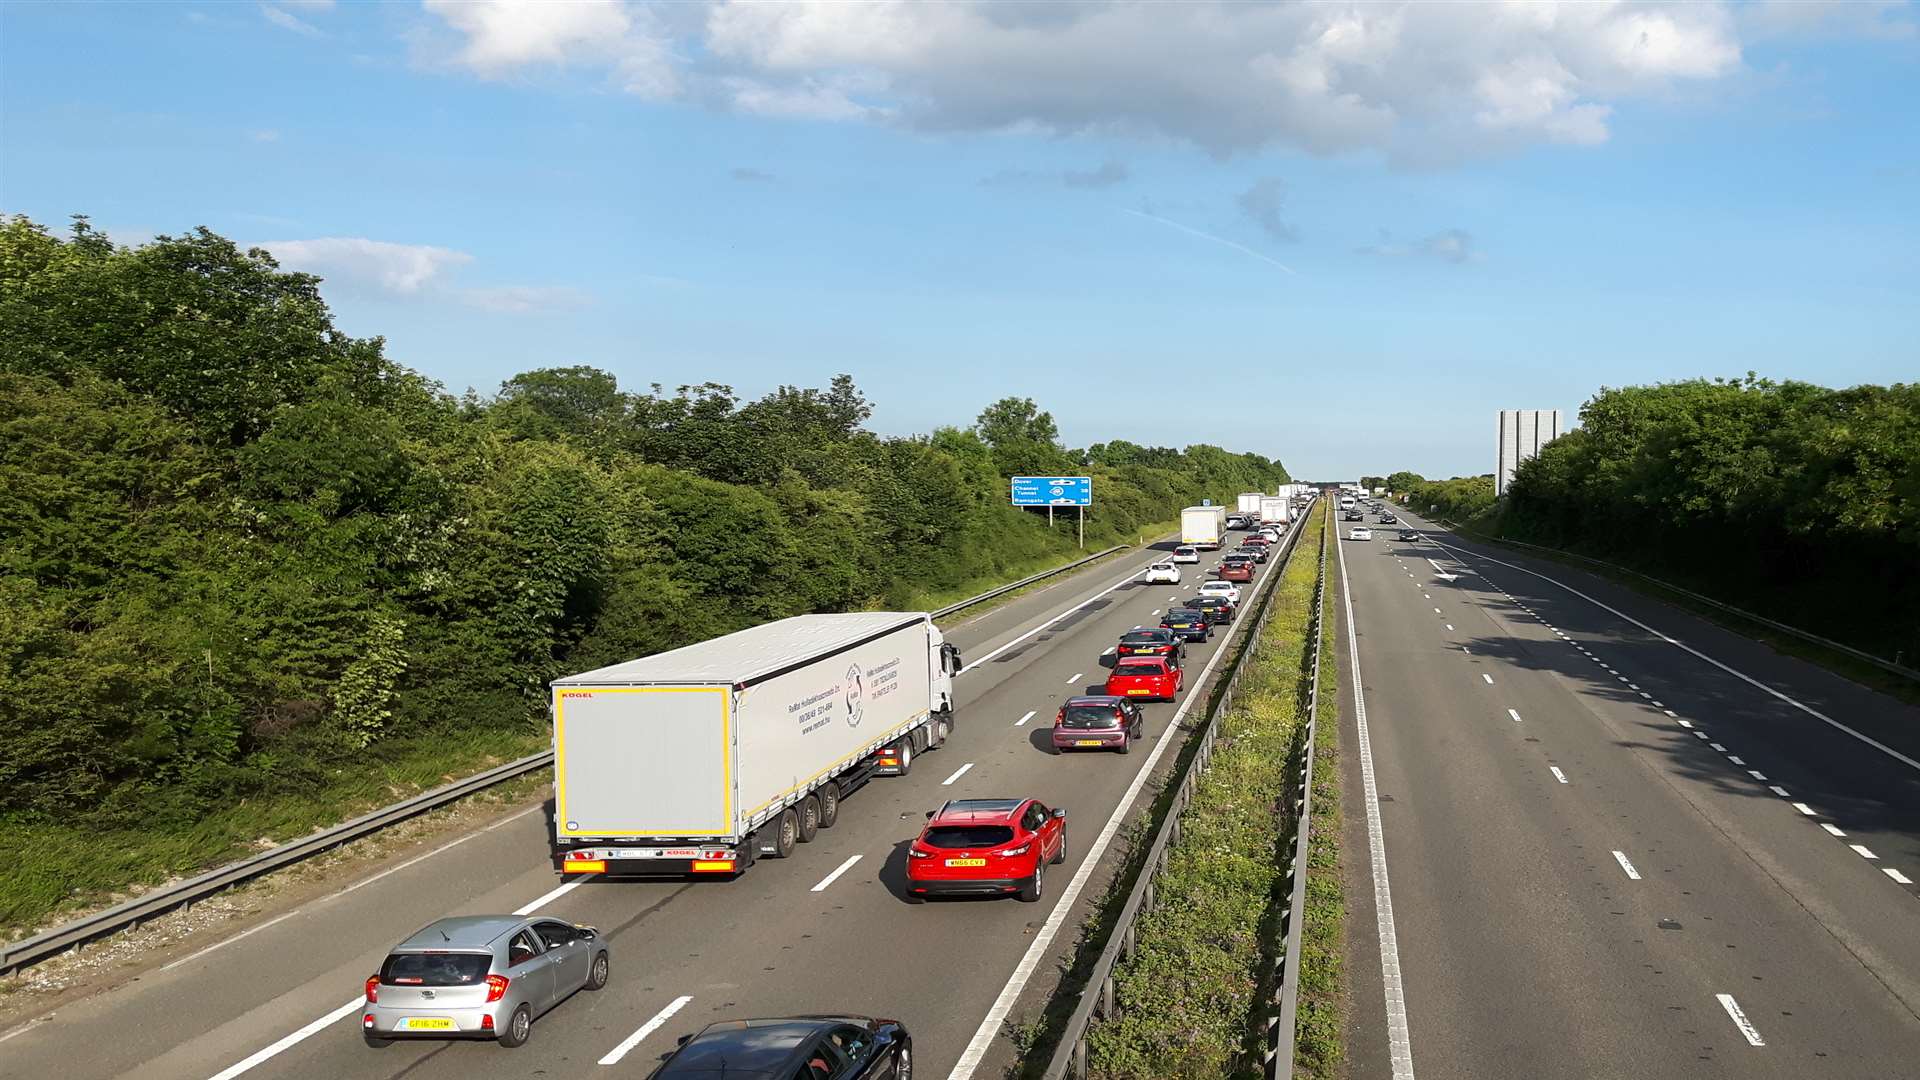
[1116,628,1183,661]
[1399,529,1418,541]
[1217,559,1254,583]
[1161,607,1211,642]
[1235,544,1268,563]
[1052,695,1146,753]
[1190,595,1235,625]
[1345,511,1364,521]
[650,1015,911,1079]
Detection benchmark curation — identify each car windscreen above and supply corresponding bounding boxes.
[1166,610,1201,621]
[380,952,492,986]
[1061,705,1122,729]
[1113,662,1163,676]
[1120,631,1167,644]
[924,825,1016,849]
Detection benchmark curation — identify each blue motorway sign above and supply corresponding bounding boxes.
[1011,475,1092,507]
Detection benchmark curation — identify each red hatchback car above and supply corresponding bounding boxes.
[1103,654,1182,701]
[906,798,1067,903]
[1217,560,1254,583]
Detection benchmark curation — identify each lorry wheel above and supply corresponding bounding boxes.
[771,809,798,858]
[797,795,821,843]
[818,783,841,828]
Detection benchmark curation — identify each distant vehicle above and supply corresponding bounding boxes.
[1103,654,1182,701]
[1378,513,1397,524]
[363,915,608,1049]
[1052,695,1146,754]
[1259,526,1281,541]
[548,612,960,877]
[1225,514,1247,530]
[1190,595,1236,625]
[1340,496,1356,511]
[1349,527,1373,541]
[1217,560,1254,583]
[1171,545,1201,564]
[1259,495,1290,526]
[1198,579,1242,604]
[1241,534,1272,549]
[1399,529,1419,541]
[1117,628,1183,661]
[1141,561,1181,585]
[1237,492,1265,519]
[1345,511,1364,521]
[1235,544,1268,563]
[906,798,1066,902]
[651,1016,912,1080]
[1181,505,1228,550]
[1161,607,1212,642]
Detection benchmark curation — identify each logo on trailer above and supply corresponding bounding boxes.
[843,664,866,728]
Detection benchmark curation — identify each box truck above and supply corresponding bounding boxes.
[549,612,962,876]
[1236,492,1264,521]
[1181,505,1228,550]
[1259,496,1291,526]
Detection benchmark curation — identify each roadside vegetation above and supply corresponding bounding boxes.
[1084,504,1324,1079]
[1291,521,1346,1078]
[0,214,1290,936]
[1392,376,1919,670]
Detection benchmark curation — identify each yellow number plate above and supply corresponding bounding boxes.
[1125,688,1149,695]
[945,858,986,867]
[1075,739,1104,746]
[403,1018,455,1031]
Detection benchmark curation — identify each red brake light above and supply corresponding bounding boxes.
[364,975,379,1002]
[485,974,510,1003]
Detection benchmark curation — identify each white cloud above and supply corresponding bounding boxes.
[260,238,473,292]
[260,4,323,37]
[419,1,1754,161]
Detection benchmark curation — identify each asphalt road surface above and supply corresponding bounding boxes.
[1336,508,1920,1080]
[0,521,1302,1080]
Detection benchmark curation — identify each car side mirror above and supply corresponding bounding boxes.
[1051,808,1066,820]
[925,810,936,819]
[678,1034,694,1046]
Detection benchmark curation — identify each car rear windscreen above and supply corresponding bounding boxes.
[925,826,1016,849]
[1061,705,1122,729]
[1114,662,1162,675]
[1120,631,1166,644]
[380,952,492,986]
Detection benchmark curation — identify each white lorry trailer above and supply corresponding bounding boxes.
[549,612,961,877]
[1181,505,1228,550]
[1259,496,1291,526]
[1236,492,1264,521]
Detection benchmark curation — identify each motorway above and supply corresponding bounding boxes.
[0,520,1302,1080]
[1336,508,1920,1079]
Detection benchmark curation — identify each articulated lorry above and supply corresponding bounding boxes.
[1181,505,1229,550]
[549,612,962,877]
[1236,492,1264,520]
[1259,495,1291,526]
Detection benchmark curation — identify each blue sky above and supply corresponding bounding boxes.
[3,1,1915,480]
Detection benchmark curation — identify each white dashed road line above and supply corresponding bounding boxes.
[1717,993,1766,1047]
[1851,844,1879,860]
[1507,708,1523,722]
[1481,673,1493,685]
[599,995,694,1066]
[941,763,975,786]
[1550,767,1568,784]
[1066,672,1083,684]
[1822,823,1847,837]
[1612,850,1642,880]
[810,854,863,892]
[1887,869,1914,885]
[1015,710,1037,727]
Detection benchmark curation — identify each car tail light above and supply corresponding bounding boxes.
[363,1013,375,1028]
[1001,843,1031,857]
[485,974,510,1003]
[691,860,735,872]
[907,846,931,859]
[364,975,379,1003]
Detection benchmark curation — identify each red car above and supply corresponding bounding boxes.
[1103,654,1182,701]
[905,798,1067,902]
[1051,695,1146,754]
[1217,559,1254,583]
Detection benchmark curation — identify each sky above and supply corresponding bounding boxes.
[2,1,1915,481]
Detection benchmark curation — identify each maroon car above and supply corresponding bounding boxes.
[1051,695,1146,754]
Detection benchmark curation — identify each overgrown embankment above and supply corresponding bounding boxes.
[1084,506,1325,1079]
[1291,525,1346,1078]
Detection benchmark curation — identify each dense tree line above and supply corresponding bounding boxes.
[0,216,1288,827]
[1395,376,1918,663]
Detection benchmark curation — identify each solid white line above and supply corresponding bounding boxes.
[515,876,591,915]
[1749,770,1768,780]
[1550,767,1568,784]
[1507,708,1523,722]
[958,557,1161,675]
[945,517,1305,1079]
[1851,844,1879,860]
[1066,672,1083,684]
[599,995,694,1065]
[1427,537,1920,776]
[941,763,975,786]
[1481,673,1493,685]
[810,854,863,892]
[1612,850,1642,880]
[1335,526,1418,1080]
[161,910,302,973]
[1769,785,1791,797]
[1717,993,1766,1046]
[0,1017,50,1045]
[205,998,364,1080]
[1886,868,1914,885]
[1822,823,1847,837]
[1792,802,1816,816]
[1015,710,1037,727]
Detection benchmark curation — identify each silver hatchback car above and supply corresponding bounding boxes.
[363,914,609,1048]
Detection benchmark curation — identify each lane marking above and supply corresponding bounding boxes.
[1629,683,1640,690]
[1151,608,1161,616]
[206,999,364,1080]
[1550,766,1568,784]
[1717,993,1766,1046]
[1769,785,1791,797]
[1507,708,1523,722]
[1887,868,1914,885]
[1335,521,1418,1080]
[1066,672,1083,684]
[1710,742,1727,752]
[810,854,863,892]
[598,995,694,1066]
[1729,755,1745,765]
[1749,770,1768,780]
[1851,844,1879,860]
[1612,850,1642,880]
[1651,700,1664,707]
[1426,537,1920,776]
[161,910,302,974]
[516,876,592,915]
[1433,607,1442,614]
[1663,709,1678,717]
[945,516,1305,1079]
[1481,673,1494,685]
[958,556,1166,675]
[1695,731,1710,740]
[1015,710,1037,727]
[1822,823,1847,837]
[1102,646,1117,656]
[941,763,975,786]
[1639,691,1653,699]
[1445,623,1454,631]
[1791,802,1816,816]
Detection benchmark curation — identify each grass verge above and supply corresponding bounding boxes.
[1081,506,1325,1079]
[0,725,547,940]
[1292,519,1347,1078]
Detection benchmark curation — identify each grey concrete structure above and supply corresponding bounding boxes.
[1497,408,1565,495]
